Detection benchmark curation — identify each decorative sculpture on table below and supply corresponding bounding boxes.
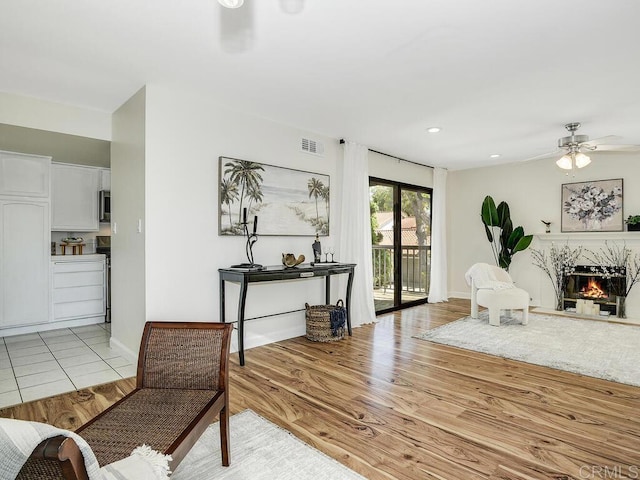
[312,233,322,263]
[282,253,305,267]
[231,208,262,269]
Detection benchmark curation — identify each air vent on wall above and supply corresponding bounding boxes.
[301,137,324,156]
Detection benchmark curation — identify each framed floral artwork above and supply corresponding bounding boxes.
[561,178,623,232]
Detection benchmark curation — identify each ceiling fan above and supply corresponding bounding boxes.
[526,122,640,170]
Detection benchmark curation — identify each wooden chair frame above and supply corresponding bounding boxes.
[18,321,232,480]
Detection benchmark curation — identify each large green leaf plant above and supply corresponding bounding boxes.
[481,195,533,271]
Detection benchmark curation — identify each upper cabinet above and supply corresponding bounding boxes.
[51,163,100,232]
[0,150,51,198]
[99,168,111,191]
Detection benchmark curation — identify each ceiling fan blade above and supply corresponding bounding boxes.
[592,144,640,152]
[521,149,561,162]
[582,135,622,147]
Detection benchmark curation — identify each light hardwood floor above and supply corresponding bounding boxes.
[2,298,639,479]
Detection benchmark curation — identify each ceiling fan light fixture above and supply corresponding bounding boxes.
[556,155,573,170]
[218,0,244,8]
[575,152,591,168]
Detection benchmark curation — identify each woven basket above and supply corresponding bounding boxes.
[305,300,345,342]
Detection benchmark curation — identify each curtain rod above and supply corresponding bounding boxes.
[339,138,435,170]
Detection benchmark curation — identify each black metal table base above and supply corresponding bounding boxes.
[219,263,356,366]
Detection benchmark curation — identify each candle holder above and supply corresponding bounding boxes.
[231,215,262,269]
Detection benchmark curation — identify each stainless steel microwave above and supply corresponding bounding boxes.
[99,190,111,223]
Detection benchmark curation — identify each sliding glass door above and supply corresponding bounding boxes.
[370,178,432,313]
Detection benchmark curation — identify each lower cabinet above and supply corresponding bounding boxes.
[52,256,106,321]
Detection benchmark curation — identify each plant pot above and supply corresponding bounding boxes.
[616,295,627,318]
[627,223,640,232]
[555,293,564,311]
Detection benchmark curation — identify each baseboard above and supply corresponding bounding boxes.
[531,307,640,326]
[109,336,138,364]
[448,291,470,300]
[0,316,105,338]
[232,323,362,353]
[239,325,306,353]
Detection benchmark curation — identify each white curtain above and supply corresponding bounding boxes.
[339,141,377,326]
[427,167,448,302]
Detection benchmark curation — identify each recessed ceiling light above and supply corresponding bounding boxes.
[426,127,441,133]
[490,154,501,158]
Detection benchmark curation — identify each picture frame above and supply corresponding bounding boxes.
[561,178,623,232]
[218,157,330,236]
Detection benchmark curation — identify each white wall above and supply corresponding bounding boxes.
[0,92,111,140]
[142,84,342,353]
[110,88,146,357]
[447,152,640,313]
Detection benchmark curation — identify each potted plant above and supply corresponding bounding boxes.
[481,195,533,271]
[625,215,640,231]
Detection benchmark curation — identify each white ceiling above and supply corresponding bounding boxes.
[2,0,640,170]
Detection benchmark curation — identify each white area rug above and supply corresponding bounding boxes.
[414,311,640,387]
[171,410,365,479]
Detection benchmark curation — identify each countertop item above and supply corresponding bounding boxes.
[59,242,86,255]
[61,237,84,244]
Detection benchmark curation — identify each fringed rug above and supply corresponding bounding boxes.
[414,311,640,387]
[171,410,366,479]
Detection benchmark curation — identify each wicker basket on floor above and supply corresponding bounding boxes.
[305,300,345,342]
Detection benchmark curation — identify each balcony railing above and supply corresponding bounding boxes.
[372,245,431,296]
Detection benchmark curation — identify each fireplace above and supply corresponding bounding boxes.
[563,265,626,315]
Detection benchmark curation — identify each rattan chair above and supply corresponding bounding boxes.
[16,321,233,479]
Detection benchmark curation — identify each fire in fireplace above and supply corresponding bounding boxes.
[563,265,626,315]
[580,277,608,299]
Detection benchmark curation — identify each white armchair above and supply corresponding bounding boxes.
[465,263,529,326]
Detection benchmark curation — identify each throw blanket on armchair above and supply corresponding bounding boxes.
[464,262,515,290]
[0,417,171,480]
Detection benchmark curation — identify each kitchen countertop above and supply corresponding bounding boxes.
[51,254,106,261]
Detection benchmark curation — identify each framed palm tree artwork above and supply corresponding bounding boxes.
[218,157,330,236]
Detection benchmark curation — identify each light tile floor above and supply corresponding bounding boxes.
[0,323,136,409]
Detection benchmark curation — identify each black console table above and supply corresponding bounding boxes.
[219,263,356,366]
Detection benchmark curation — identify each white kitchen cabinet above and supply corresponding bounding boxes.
[100,168,111,191]
[52,256,106,321]
[51,163,100,231]
[0,150,50,198]
[0,199,51,328]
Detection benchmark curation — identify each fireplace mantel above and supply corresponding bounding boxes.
[534,233,640,250]
[535,232,640,242]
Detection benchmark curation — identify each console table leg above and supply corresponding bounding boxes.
[346,271,354,336]
[238,280,248,366]
[220,278,226,323]
[325,276,331,304]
